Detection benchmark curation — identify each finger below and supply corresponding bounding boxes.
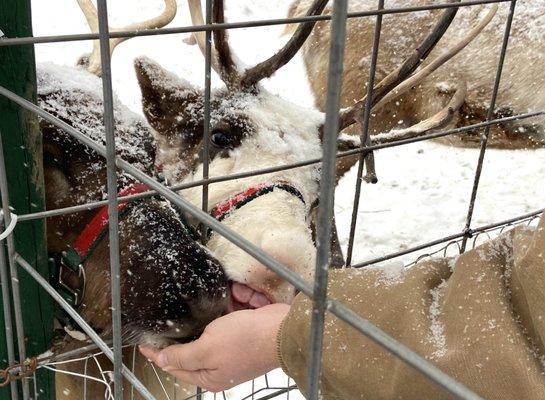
[168,369,226,393]
[165,369,204,388]
[154,340,209,371]
[139,345,160,363]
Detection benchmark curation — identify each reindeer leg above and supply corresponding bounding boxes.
[308,206,344,268]
[329,216,345,268]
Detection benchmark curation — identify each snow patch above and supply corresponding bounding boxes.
[371,261,406,286]
[428,280,448,359]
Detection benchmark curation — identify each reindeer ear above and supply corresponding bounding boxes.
[134,57,202,136]
[42,132,72,209]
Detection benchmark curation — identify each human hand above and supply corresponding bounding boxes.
[139,303,290,392]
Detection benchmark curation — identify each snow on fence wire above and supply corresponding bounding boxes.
[0,0,541,399]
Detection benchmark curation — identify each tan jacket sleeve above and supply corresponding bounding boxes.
[278,212,545,400]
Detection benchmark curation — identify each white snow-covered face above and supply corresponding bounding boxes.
[136,57,324,305]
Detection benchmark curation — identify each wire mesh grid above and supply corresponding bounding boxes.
[0,0,541,399]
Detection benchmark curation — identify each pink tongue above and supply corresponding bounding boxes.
[231,282,255,303]
[231,282,272,308]
[249,291,271,308]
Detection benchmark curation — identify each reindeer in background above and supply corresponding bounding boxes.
[75,0,177,76]
[135,0,490,313]
[287,0,545,149]
[39,1,222,399]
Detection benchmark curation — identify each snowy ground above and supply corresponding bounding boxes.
[31,0,545,398]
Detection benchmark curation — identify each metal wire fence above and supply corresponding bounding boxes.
[0,0,541,399]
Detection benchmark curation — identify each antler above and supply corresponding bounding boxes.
[212,0,239,86]
[240,0,329,87]
[187,0,240,86]
[374,4,497,110]
[338,0,463,131]
[186,0,328,89]
[334,2,498,180]
[77,0,177,76]
[372,80,467,144]
[337,80,467,151]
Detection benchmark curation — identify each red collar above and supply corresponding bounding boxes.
[73,184,150,259]
[210,181,305,222]
[58,183,151,307]
[74,181,304,252]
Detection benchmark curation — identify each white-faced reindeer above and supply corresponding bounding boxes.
[288,0,545,148]
[41,2,218,399]
[135,0,486,310]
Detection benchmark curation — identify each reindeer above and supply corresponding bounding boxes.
[134,0,483,311]
[287,0,545,149]
[38,2,227,399]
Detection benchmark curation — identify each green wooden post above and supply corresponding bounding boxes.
[0,1,55,399]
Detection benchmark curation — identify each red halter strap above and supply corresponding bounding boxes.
[72,184,150,258]
[58,184,150,307]
[210,180,305,222]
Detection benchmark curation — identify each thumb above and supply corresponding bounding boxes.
[138,345,160,362]
[149,340,208,371]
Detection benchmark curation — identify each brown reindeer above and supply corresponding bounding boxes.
[134,0,478,313]
[287,0,545,149]
[39,2,226,399]
[41,65,224,399]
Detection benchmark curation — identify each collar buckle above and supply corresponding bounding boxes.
[58,250,86,307]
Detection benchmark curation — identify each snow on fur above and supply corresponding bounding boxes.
[428,280,448,359]
[37,63,156,178]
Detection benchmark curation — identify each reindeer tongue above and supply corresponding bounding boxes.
[231,282,254,303]
[248,291,271,308]
[229,282,271,312]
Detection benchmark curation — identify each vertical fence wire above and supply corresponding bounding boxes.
[0,133,30,400]
[0,228,17,400]
[460,0,517,252]
[201,0,213,244]
[306,0,349,398]
[345,0,384,267]
[0,135,19,400]
[96,0,124,397]
[197,1,214,399]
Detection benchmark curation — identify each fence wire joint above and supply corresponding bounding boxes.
[0,357,37,387]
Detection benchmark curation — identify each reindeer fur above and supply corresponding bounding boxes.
[39,64,227,399]
[288,0,545,149]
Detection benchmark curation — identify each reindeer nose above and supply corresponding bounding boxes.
[187,291,229,329]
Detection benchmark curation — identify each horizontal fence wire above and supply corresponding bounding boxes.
[353,207,544,269]
[0,0,539,399]
[14,110,544,222]
[0,0,511,47]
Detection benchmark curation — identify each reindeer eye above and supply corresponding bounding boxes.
[211,131,233,148]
